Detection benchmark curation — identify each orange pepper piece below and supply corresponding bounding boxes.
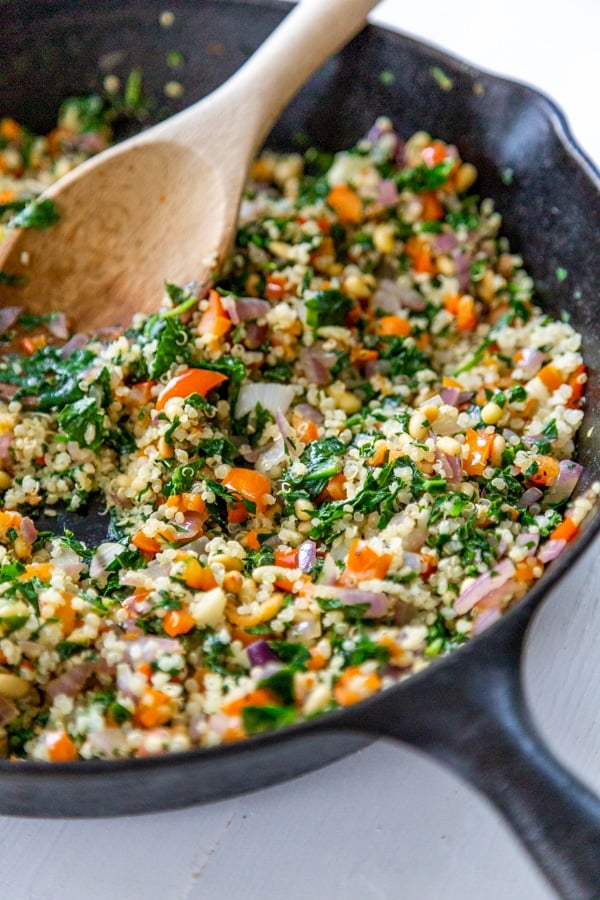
[326,184,363,224]
[46,730,78,763]
[156,368,228,410]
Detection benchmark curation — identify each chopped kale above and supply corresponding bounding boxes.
[242,704,297,734]
[304,289,353,329]
[11,198,60,229]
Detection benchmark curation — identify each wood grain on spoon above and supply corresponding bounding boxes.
[0,0,380,331]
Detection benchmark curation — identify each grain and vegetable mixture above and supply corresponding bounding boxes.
[0,110,594,761]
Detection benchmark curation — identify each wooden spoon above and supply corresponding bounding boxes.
[0,0,380,331]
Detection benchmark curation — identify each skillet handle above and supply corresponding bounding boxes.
[338,603,600,899]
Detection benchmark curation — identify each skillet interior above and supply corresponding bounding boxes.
[0,0,599,817]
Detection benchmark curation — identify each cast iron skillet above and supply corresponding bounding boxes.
[2,1,600,896]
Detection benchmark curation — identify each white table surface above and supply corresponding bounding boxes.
[3,2,600,898]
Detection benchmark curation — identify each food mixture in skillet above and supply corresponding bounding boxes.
[0,107,595,761]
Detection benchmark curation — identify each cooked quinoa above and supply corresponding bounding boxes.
[0,111,596,761]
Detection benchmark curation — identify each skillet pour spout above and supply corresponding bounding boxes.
[2,2,600,898]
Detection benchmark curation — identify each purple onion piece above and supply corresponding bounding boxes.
[46,311,69,340]
[538,539,567,563]
[20,516,38,545]
[517,347,544,377]
[247,639,280,667]
[518,487,544,508]
[435,448,462,484]
[454,558,516,615]
[313,585,389,618]
[433,232,458,254]
[472,607,502,636]
[236,297,271,320]
[60,333,88,359]
[515,532,540,556]
[47,662,96,699]
[440,387,474,407]
[0,306,22,336]
[294,403,324,425]
[377,179,399,208]
[297,540,317,572]
[544,460,583,505]
[300,344,337,386]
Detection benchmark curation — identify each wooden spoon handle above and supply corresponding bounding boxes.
[160,0,381,155]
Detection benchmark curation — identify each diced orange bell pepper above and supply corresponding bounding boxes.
[375,315,412,338]
[156,368,228,410]
[463,428,495,476]
[326,184,363,224]
[340,537,392,585]
[46,730,78,763]
[221,468,272,514]
[163,608,196,637]
[197,289,233,338]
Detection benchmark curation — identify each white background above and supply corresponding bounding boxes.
[2,2,600,898]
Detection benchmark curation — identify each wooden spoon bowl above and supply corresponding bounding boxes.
[0,0,379,331]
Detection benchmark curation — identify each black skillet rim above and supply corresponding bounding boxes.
[2,11,600,778]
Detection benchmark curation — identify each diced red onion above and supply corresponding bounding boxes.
[402,551,421,570]
[247,639,279,667]
[454,558,516,615]
[472,607,502,636]
[60,333,88,359]
[372,278,425,314]
[85,727,128,756]
[294,403,324,425]
[288,619,322,642]
[318,553,339,585]
[20,516,38,545]
[377,179,399,208]
[220,295,240,324]
[313,585,389,618]
[120,561,171,586]
[254,438,287,473]
[452,249,472,292]
[235,382,296,419]
[244,320,268,348]
[298,540,317,572]
[184,536,209,556]
[433,232,458,254]
[440,387,474,407]
[435,449,462,484]
[0,306,22,336]
[518,487,544,508]
[236,297,271,320]
[523,433,557,447]
[538,538,567,563]
[517,347,544,378]
[46,662,95,699]
[122,592,154,616]
[276,408,301,457]
[53,546,84,580]
[0,383,18,401]
[300,344,337,385]
[46,311,69,340]
[515,532,540,556]
[544,460,583,505]
[90,542,127,580]
[172,511,205,543]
